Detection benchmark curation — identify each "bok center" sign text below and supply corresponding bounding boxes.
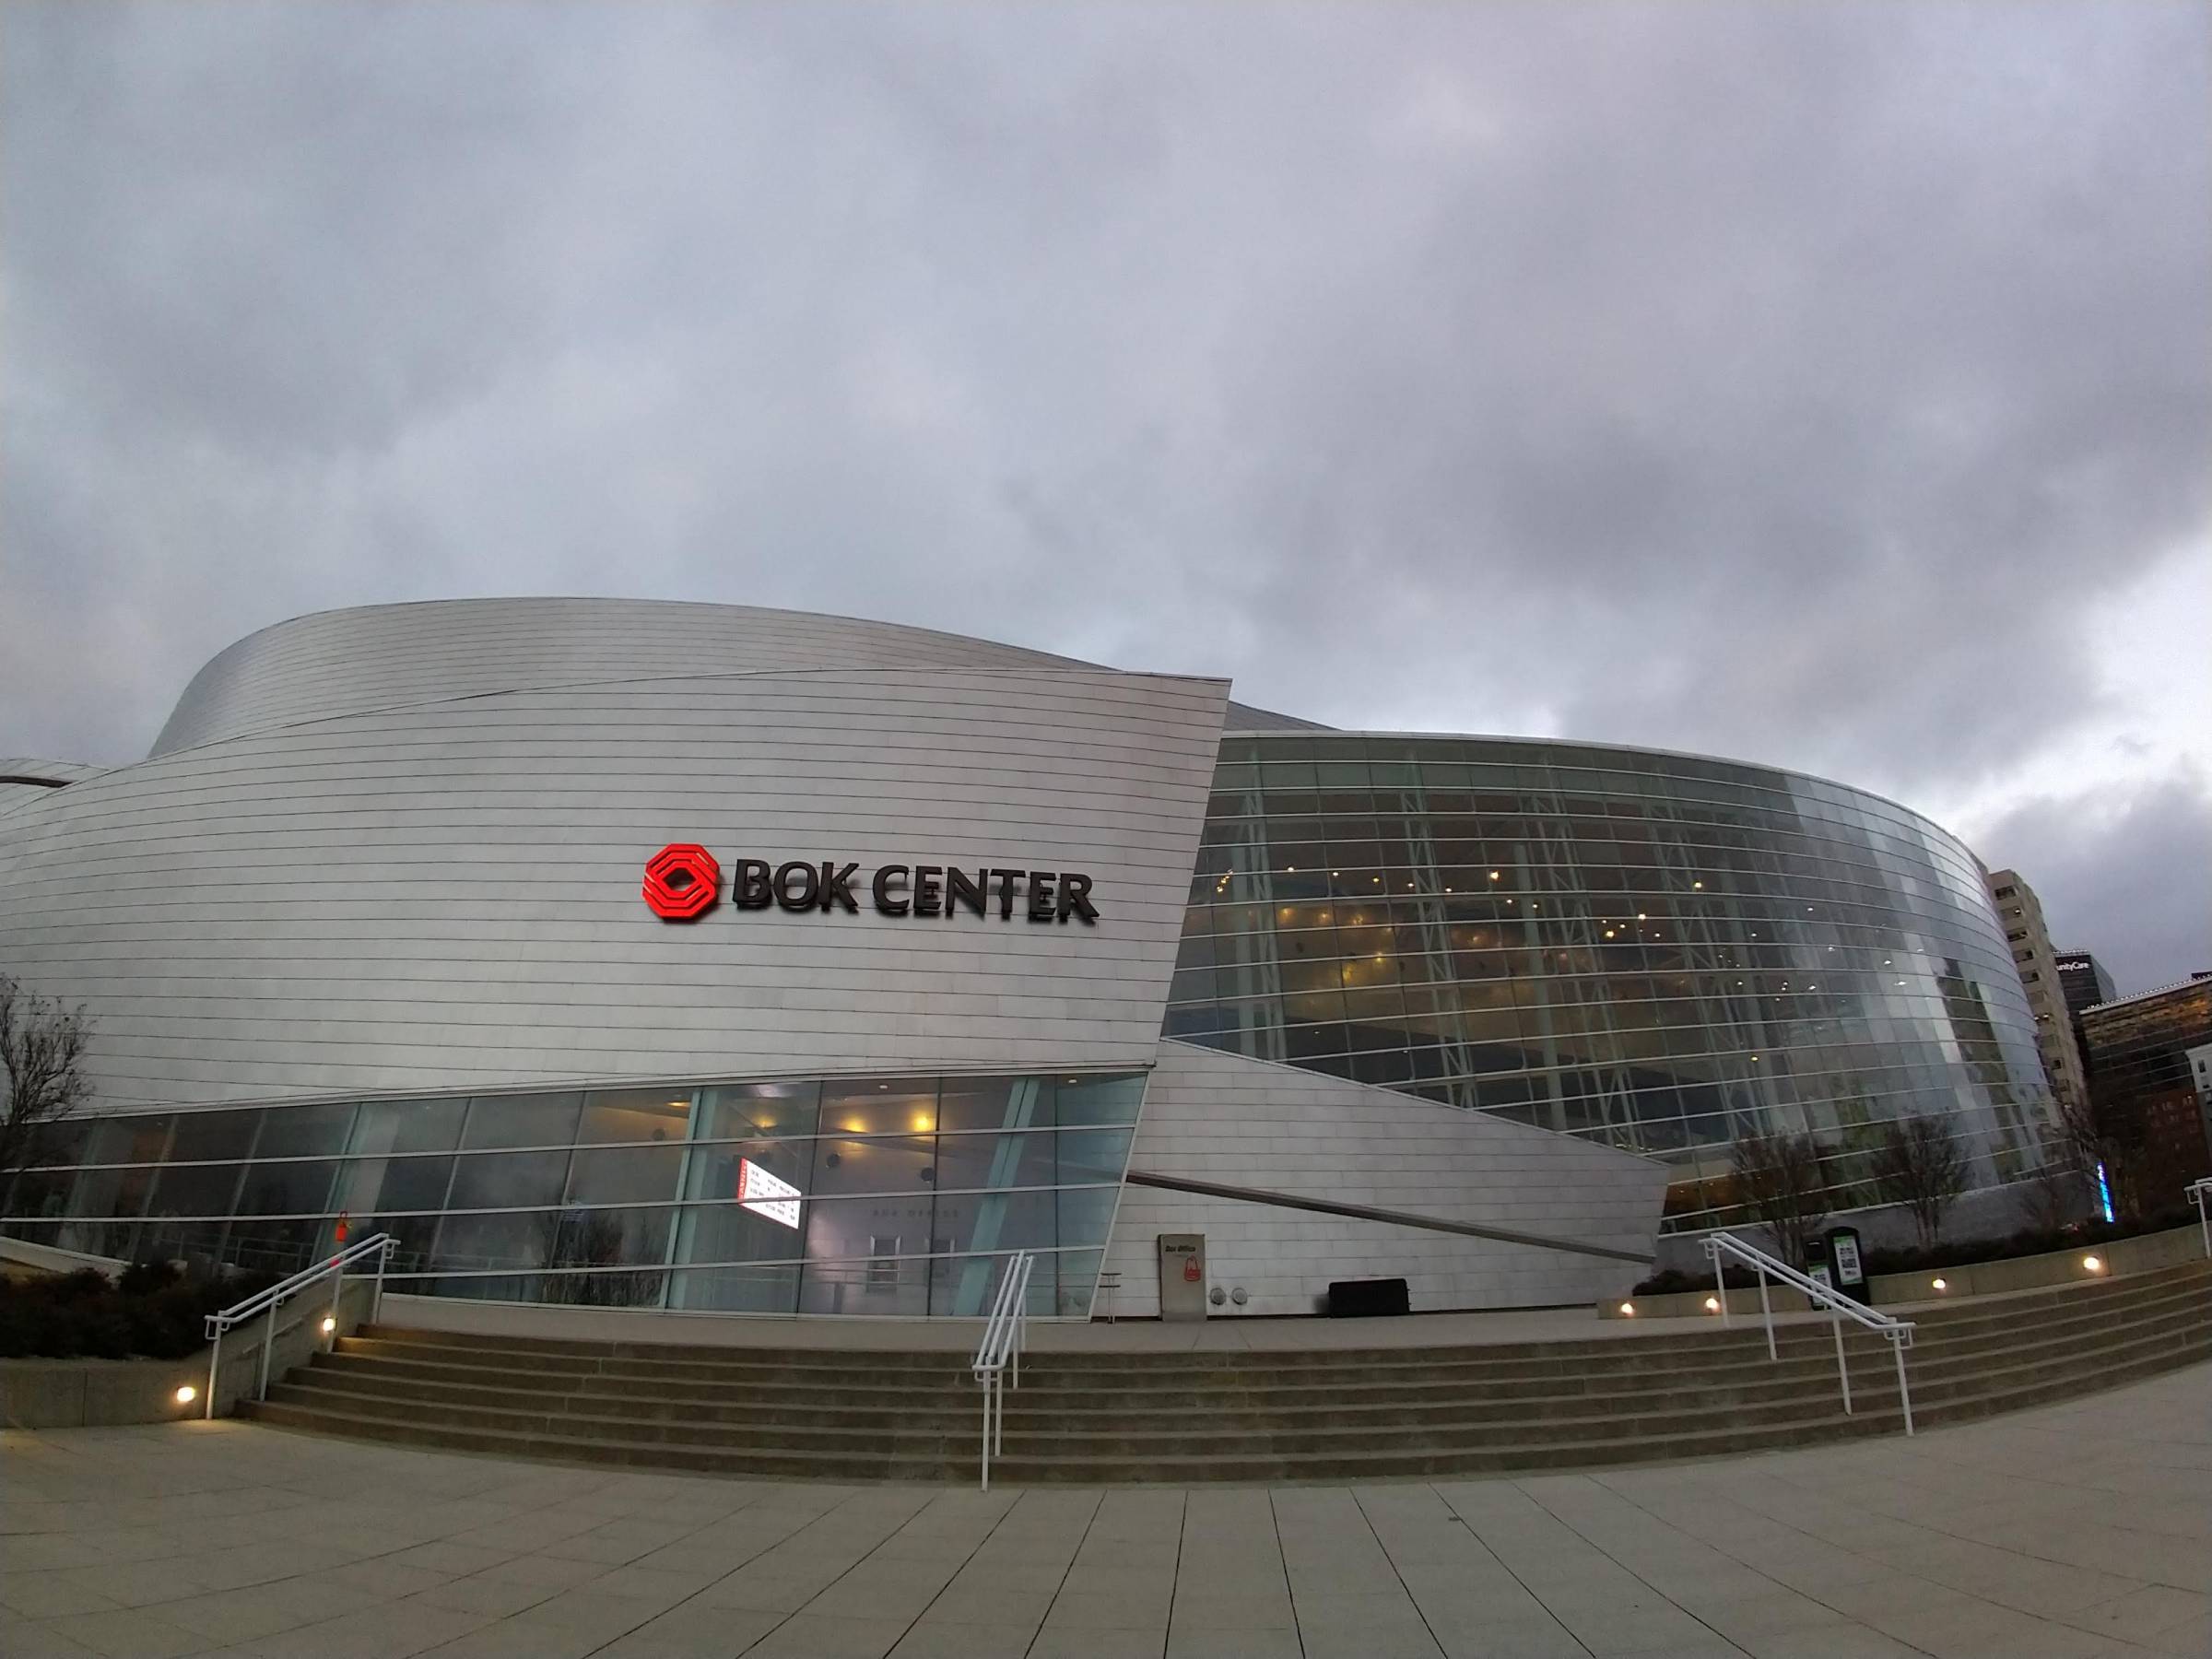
[642,844,1099,925]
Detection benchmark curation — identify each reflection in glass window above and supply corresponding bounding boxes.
[460,1092,582,1150]
[55,1116,171,1259]
[801,1198,932,1316]
[578,1088,691,1147]
[937,1076,1049,1133]
[446,1149,571,1214]
[252,1101,359,1161]
[697,1079,819,1143]
[818,1077,939,1137]
[1,1068,1146,1318]
[933,1130,1053,1194]
[1181,733,2058,1232]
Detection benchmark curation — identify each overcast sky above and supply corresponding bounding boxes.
[5,2,2206,993]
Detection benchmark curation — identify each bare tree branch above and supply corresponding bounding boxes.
[1869,1115,1969,1250]
[1729,1127,1827,1270]
[2050,1088,2146,1220]
[0,974,93,1175]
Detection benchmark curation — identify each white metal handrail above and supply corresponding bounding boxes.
[971,1250,1036,1490]
[2189,1178,2211,1259]
[1703,1231,1917,1435]
[203,1232,395,1419]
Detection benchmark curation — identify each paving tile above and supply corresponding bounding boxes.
[887,1622,1037,1659]
[304,1558,456,1600]
[743,1612,913,1658]
[1166,1630,1303,1659]
[7,1363,2212,1659]
[38,1607,211,1659]
[226,1600,495,1659]
[912,1582,1056,1625]
[382,1541,515,1577]
[1169,1587,1299,1628]
[1025,1630,1168,1659]
[1041,1586,1173,1630]
[1426,1610,1592,1659]
[2056,1583,2211,1644]
[0,1571,127,1619]
[408,1574,563,1618]
[157,1579,377,1646]
[597,1605,782,1656]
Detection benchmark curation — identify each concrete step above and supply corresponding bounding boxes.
[263,1316,2212,1461]
[329,1282,2208,1407]
[290,1294,2212,1423]
[247,1324,2212,1484]
[288,1308,2212,1435]
[238,1260,2212,1484]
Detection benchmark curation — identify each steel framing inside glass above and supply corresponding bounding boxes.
[0,1071,1144,1318]
[1167,734,2056,1230]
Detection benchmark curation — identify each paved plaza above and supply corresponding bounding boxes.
[4,1364,2207,1659]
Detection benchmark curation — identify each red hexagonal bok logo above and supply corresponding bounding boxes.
[643,843,720,921]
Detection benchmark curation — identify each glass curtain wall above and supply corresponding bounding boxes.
[1169,734,2057,1232]
[2,1071,1144,1318]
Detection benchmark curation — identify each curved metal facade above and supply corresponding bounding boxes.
[1167,733,2056,1232]
[149,597,1092,756]
[6,596,2053,1316]
[5,650,1227,1111]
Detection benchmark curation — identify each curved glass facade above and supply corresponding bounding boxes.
[1166,734,2055,1231]
[0,1070,1143,1317]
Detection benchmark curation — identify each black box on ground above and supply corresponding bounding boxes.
[1326,1277,1410,1317]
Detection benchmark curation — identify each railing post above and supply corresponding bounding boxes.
[256,1296,278,1402]
[329,1261,346,1351]
[980,1377,993,1491]
[372,1238,390,1325]
[204,1327,221,1421]
[1756,1262,1775,1361]
[1831,1308,1852,1415]
[1893,1334,1913,1436]
[1712,1241,1730,1328]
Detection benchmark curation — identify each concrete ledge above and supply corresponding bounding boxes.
[0,1236,130,1283]
[1606,1222,2209,1319]
[1,1355,208,1429]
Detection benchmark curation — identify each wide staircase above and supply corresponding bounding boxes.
[241,1259,2212,1483]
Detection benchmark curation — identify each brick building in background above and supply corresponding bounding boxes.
[2078,974,2212,1215]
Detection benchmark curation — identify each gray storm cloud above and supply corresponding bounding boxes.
[4,1,2206,986]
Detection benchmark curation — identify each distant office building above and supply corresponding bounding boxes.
[1989,872,2090,1114]
[2078,977,2212,1214]
[2192,1042,2212,1176]
[2055,951,2117,1026]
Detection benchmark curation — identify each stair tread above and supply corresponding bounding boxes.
[231,1261,2212,1484]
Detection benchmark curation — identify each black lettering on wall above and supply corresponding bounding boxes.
[735,859,774,910]
[1058,871,1098,924]
[773,861,820,911]
[946,866,987,919]
[662,852,1099,924]
[872,865,911,916]
[819,862,860,913]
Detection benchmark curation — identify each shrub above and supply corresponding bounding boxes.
[1631,1265,1770,1297]
[119,1259,182,1297]
[1856,1205,2196,1277]
[0,1261,279,1359]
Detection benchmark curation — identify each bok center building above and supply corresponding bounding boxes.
[0,599,2059,1321]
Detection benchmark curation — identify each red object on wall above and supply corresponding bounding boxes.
[643,843,722,921]
[1182,1257,1201,1284]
